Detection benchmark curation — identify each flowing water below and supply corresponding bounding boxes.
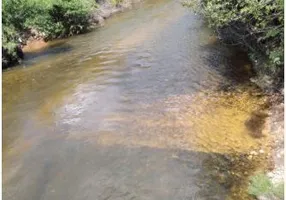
[3,0,272,199]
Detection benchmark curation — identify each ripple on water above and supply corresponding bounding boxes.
[66,87,272,199]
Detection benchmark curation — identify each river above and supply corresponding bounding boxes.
[3,0,272,199]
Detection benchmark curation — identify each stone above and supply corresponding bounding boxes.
[99,9,111,19]
[259,149,264,154]
[250,151,258,156]
[89,13,105,25]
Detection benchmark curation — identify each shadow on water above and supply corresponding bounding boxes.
[224,49,255,84]
[201,37,273,142]
[202,40,272,140]
[3,137,270,200]
[21,41,73,66]
[200,39,255,86]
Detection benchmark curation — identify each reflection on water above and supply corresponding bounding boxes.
[23,41,73,65]
[3,0,272,199]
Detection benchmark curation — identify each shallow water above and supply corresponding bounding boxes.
[3,0,271,199]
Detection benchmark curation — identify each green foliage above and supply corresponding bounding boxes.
[47,0,95,37]
[2,0,97,67]
[248,173,284,199]
[248,173,272,196]
[272,182,285,199]
[3,0,96,37]
[184,0,284,78]
[111,0,123,6]
[2,25,18,56]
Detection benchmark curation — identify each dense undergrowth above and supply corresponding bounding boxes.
[184,0,284,89]
[2,0,98,68]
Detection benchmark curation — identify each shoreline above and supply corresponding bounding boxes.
[5,0,142,68]
[259,92,284,200]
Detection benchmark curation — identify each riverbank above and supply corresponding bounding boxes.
[258,92,284,200]
[183,1,284,197]
[22,0,136,52]
[2,0,142,69]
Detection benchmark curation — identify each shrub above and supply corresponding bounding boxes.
[248,173,284,199]
[2,0,97,67]
[184,0,284,80]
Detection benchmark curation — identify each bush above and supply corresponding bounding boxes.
[184,0,284,80]
[248,173,284,199]
[2,0,97,67]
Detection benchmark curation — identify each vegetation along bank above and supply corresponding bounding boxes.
[183,0,284,199]
[184,0,283,91]
[2,0,139,69]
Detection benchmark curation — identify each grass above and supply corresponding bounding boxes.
[248,172,284,199]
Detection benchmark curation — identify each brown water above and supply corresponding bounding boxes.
[3,0,272,199]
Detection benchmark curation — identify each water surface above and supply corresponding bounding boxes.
[3,0,271,199]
